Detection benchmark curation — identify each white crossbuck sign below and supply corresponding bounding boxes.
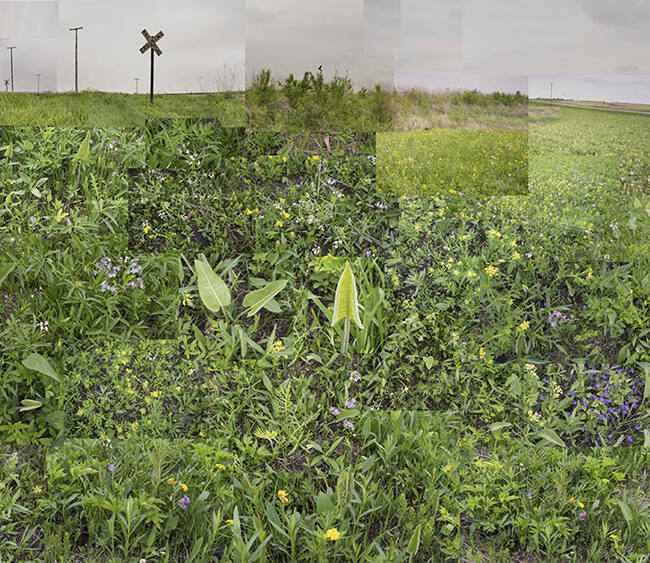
[140,29,164,56]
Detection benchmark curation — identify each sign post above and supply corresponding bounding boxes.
[69,27,83,92]
[140,29,164,105]
[7,46,16,92]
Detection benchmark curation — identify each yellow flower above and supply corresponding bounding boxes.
[275,220,284,227]
[578,502,584,508]
[215,463,226,470]
[32,486,42,494]
[311,155,319,161]
[226,519,234,525]
[143,224,151,233]
[512,251,521,260]
[278,490,289,503]
[180,483,188,492]
[442,464,452,474]
[168,478,176,485]
[150,390,159,398]
[484,265,498,278]
[518,321,530,332]
[246,208,254,215]
[283,212,290,219]
[479,347,486,360]
[324,528,340,541]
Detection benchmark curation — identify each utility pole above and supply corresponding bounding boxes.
[7,46,16,92]
[550,82,553,103]
[135,77,140,93]
[69,26,83,92]
[36,73,41,93]
[139,29,164,105]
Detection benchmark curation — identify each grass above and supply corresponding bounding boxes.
[246,69,528,131]
[1,98,649,560]
[377,128,528,196]
[0,91,244,127]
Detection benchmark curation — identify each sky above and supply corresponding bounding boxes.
[529,75,650,104]
[246,0,394,88]
[1,0,244,92]
[1,0,648,100]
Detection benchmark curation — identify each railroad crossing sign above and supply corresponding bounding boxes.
[140,29,164,104]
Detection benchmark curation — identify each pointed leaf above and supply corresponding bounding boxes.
[332,261,363,329]
[537,428,566,447]
[195,260,231,313]
[262,298,281,313]
[407,523,421,555]
[243,279,287,317]
[74,132,91,163]
[19,399,43,412]
[22,353,60,383]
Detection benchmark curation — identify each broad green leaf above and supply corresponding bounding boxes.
[19,399,42,412]
[74,131,91,163]
[407,523,421,555]
[22,352,60,383]
[316,492,335,516]
[195,260,231,313]
[617,500,632,527]
[537,428,566,448]
[243,279,287,317]
[263,298,281,313]
[644,430,650,447]
[4,142,13,158]
[332,261,363,329]
[0,263,15,289]
[489,422,512,432]
[423,356,435,370]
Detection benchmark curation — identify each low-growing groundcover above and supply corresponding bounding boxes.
[1,109,649,560]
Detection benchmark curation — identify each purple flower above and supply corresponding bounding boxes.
[179,495,190,509]
[344,397,357,409]
[108,464,116,471]
[579,510,586,521]
[343,419,355,430]
[349,371,361,382]
[30,216,37,223]
[329,407,340,416]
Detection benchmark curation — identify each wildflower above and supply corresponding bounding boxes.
[329,407,340,416]
[168,477,177,485]
[578,502,584,508]
[215,463,226,470]
[518,321,530,332]
[143,224,151,234]
[179,495,190,509]
[349,371,361,382]
[179,483,188,492]
[278,490,289,503]
[283,212,290,219]
[579,510,586,520]
[108,464,116,471]
[442,464,451,474]
[344,397,357,409]
[226,519,234,525]
[324,528,340,541]
[484,265,498,278]
[343,419,355,430]
[32,486,42,494]
[275,220,284,227]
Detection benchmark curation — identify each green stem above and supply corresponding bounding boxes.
[342,317,350,355]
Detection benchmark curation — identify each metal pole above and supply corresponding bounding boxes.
[135,77,139,93]
[4,79,8,92]
[70,27,83,92]
[150,47,154,104]
[550,82,553,103]
[7,47,16,92]
[36,73,40,93]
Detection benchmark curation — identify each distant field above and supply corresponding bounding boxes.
[0,91,244,127]
[377,128,528,196]
[535,99,650,114]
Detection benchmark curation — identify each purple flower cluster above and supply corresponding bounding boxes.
[94,257,145,292]
[179,495,190,509]
[548,310,569,328]
[367,155,376,165]
[536,365,643,445]
[108,139,118,152]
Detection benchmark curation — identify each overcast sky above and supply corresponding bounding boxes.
[246,0,394,88]
[2,0,649,98]
[1,0,244,92]
[530,75,650,104]
[463,0,650,76]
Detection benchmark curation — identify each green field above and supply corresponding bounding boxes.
[1,105,649,560]
[0,91,244,127]
[377,128,528,196]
